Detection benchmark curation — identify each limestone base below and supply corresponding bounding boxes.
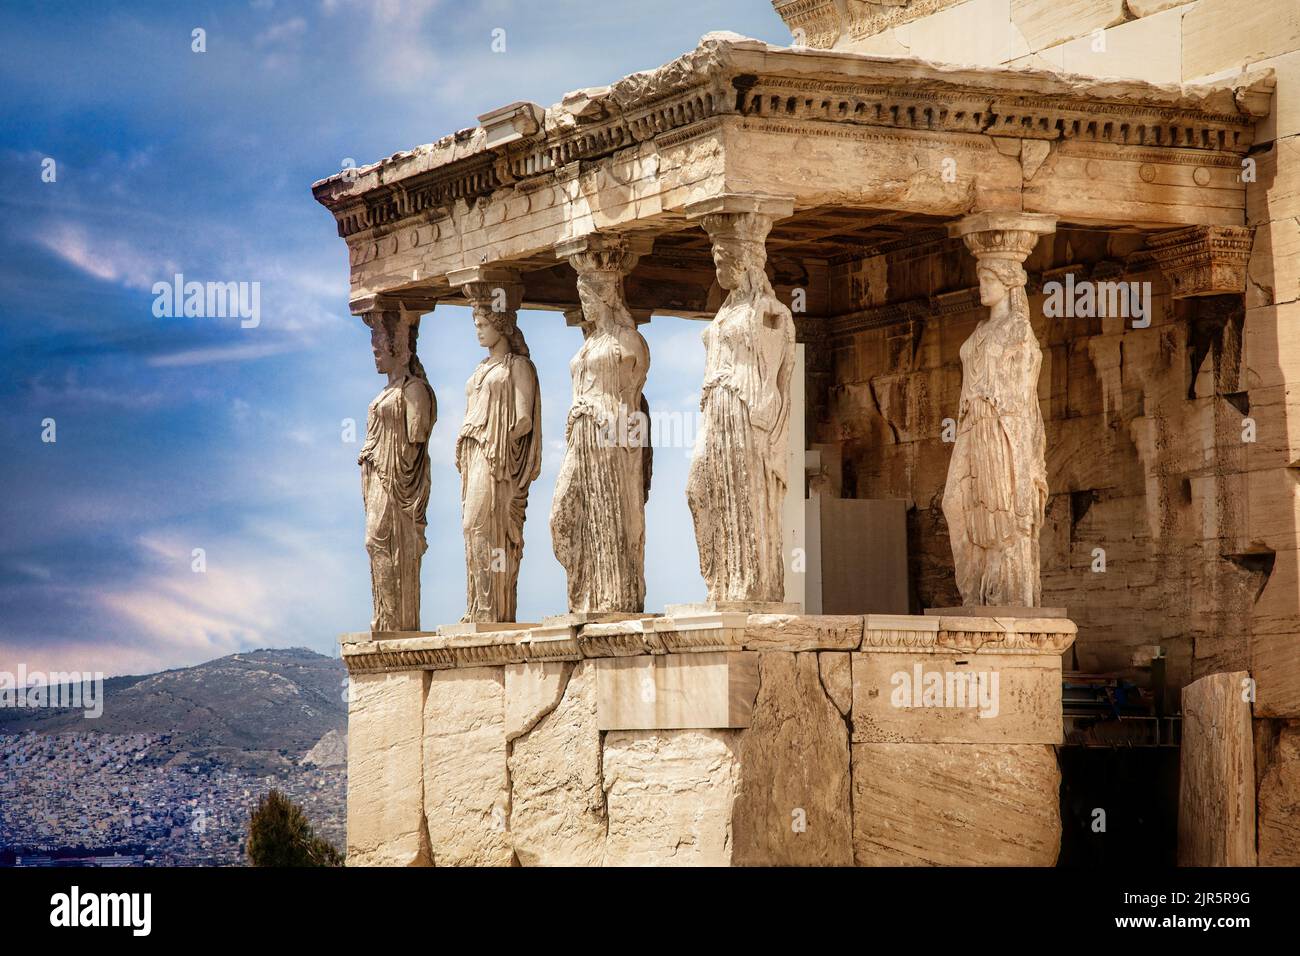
[437,622,537,636]
[924,606,1068,618]
[542,612,658,626]
[342,611,1075,866]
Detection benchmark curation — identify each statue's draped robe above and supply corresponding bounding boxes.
[456,354,542,622]
[943,302,1047,606]
[687,290,795,603]
[359,375,433,631]
[551,325,649,613]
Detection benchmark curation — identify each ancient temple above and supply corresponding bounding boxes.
[314,1,1298,866]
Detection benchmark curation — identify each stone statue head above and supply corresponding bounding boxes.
[472,306,504,348]
[463,279,529,357]
[976,258,1028,310]
[702,211,773,292]
[369,313,410,375]
[367,309,428,382]
[576,270,633,330]
[472,302,530,358]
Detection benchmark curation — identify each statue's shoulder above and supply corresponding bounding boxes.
[403,376,435,414]
[509,353,539,391]
[615,322,650,357]
[763,291,794,325]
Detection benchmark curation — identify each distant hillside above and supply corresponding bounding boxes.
[0,647,347,774]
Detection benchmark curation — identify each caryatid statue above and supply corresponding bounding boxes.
[551,235,652,614]
[451,271,542,623]
[943,213,1056,607]
[357,300,437,632]
[685,196,796,604]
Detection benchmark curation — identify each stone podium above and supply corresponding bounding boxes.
[342,611,1074,866]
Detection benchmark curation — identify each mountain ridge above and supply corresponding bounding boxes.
[0,646,347,775]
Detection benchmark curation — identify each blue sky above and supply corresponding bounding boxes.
[0,1,791,676]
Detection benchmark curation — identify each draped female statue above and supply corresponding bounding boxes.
[551,239,651,614]
[358,308,436,631]
[942,256,1048,607]
[686,211,795,604]
[455,290,541,623]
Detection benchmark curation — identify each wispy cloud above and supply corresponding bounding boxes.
[35,222,175,291]
[147,342,295,367]
[255,16,308,46]
[28,368,165,409]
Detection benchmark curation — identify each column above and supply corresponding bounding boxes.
[446,267,542,625]
[943,211,1056,608]
[682,193,797,608]
[352,293,439,633]
[550,234,653,614]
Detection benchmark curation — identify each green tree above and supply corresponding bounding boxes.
[246,788,343,867]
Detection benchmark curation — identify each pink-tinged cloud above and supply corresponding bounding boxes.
[35,222,175,290]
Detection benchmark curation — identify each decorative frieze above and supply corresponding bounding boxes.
[1139,225,1255,298]
[862,613,1077,654]
[773,0,966,49]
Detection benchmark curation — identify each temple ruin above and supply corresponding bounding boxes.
[313,1,1299,866]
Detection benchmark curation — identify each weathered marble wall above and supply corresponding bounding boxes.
[343,613,1073,866]
[809,229,1256,694]
[780,0,1300,871]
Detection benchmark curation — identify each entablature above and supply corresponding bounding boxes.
[311,34,1272,313]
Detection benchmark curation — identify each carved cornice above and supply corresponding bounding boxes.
[773,0,965,49]
[863,614,1077,654]
[1133,225,1254,299]
[312,36,1267,242]
[340,612,1075,673]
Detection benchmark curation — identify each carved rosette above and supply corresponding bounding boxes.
[1142,225,1254,299]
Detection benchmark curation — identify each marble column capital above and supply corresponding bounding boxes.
[556,233,652,276]
[685,193,795,222]
[948,212,1056,263]
[687,193,795,246]
[350,292,437,326]
[449,266,525,314]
